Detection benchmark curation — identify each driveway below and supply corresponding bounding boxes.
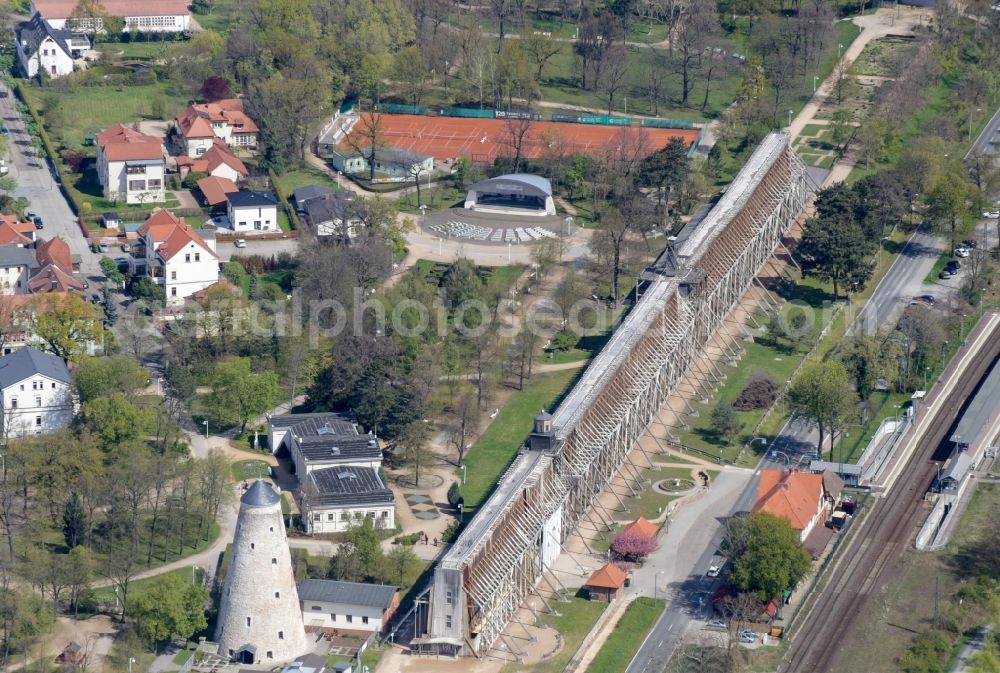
[0,83,102,282]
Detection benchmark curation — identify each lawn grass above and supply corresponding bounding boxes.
[615,466,681,522]
[585,597,665,673]
[460,369,580,510]
[92,565,195,602]
[274,164,342,195]
[231,459,271,481]
[98,41,177,60]
[502,596,606,673]
[396,183,467,214]
[25,77,191,151]
[799,123,827,137]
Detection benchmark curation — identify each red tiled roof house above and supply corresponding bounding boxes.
[133,210,218,305]
[174,99,258,157]
[96,124,165,205]
[752,470,839,542]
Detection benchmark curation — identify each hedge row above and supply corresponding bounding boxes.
[12,81,81,216]
[80,207,209,226]
[268,166,300,230]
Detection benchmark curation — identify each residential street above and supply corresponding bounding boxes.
[0,83,101,280]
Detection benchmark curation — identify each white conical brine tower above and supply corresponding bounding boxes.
[215,481,308,664]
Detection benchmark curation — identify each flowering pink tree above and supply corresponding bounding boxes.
[611,531,658,562]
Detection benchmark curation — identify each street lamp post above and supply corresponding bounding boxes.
[507,241,512,264]
[203,420,209,439]
[924,366,929,391]
[655,571,665,599]
[128,657,136,673]
[969,107,983,142]
[192,565,199,584]
[813,75,819,93]
[460,463,467,484]
[838,42,844,59]
[457,502,463,523]
[787,109,793,127]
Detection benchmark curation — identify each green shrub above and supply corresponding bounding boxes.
[394,532,423,546]
[447,482,462,507]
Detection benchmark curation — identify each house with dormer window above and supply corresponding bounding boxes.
[133,210,218,305]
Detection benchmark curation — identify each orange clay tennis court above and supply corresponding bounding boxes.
[345,113,701,163]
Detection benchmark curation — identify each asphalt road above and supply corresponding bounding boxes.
[969,105,1000,159]
[0,83,102,281]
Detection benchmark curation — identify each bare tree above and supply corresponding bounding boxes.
[601,43,630,114]
[520,33,564,82]
[501,117,534,173]
[345,112,385,183]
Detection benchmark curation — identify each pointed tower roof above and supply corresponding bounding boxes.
[241,479,281,507]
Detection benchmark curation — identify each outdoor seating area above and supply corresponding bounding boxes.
[427,220,559,244]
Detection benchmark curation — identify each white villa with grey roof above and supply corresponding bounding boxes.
[0,346,76,437]
[267,412,394,534]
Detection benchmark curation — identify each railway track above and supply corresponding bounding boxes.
[779,317,1000,673]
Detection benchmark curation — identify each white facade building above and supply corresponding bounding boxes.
[14,14,87,79]
[267,413,380,477]
[0,347,76,437]
[96,125,165,205]
[30,0,192,33]
[0,246,38,295]
[216,481,309,664]
[134,210,219,305]
[227,191,279,234]
[298,579,398,633]
[299,467,395,535]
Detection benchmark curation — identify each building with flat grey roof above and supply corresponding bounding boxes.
[298,466,395,534]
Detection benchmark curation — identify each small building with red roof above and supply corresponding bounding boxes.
[621,516,658,539]
[133,209,218,305]
[197,175,240,208]
[174,99,258,157]
[96,124,165,205]
[753,469,838,541]
[585,563,628,602]
[176,139,248,183]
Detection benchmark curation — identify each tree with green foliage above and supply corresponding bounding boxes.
[730,512,811,601]
[74,355,148,404]
[441,258,482,309]
[81,393,155,452]
[638,137,690,225]
[129,276,166,304]
[925,170,976,248]
[99,256,125,285]
[328,517,383,582]
[380,545,420,586]
[27,293,104,361]
[130,573,208,647]
[222,260,247,286]
[710,403,743,444]
[209,357,280,434]
[786,360,857,457]
[62,493,86,549]
[798,211,875,298]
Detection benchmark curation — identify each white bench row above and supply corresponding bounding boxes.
[428,221,559,244]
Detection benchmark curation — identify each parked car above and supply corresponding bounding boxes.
[0,127,8,136]
[26,210,36,220]
[983,210,1000,219]
[32,216,43,229]
[707,555,727,578]
[954,247,970,258]
[706,619,727,630]
[961,239,978,249]
[939,269,955,279]
[738,630,757,643]
[0,91,8,98]
[947,259,961,270]
[911,294,936,306]
[234,239,247,248]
